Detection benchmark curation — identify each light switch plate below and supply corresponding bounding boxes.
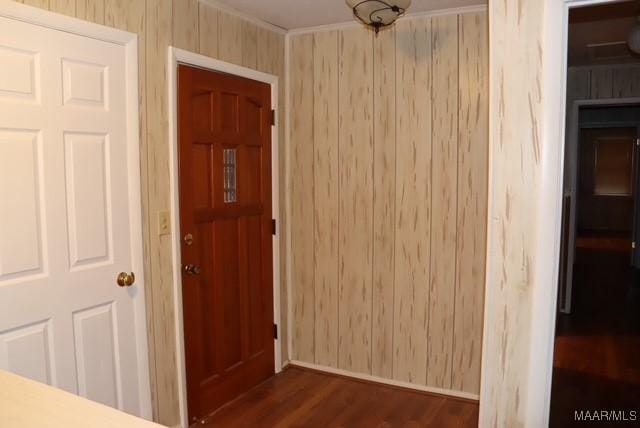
[158,210,170,236]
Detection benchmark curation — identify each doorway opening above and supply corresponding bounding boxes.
[553,2,640,425]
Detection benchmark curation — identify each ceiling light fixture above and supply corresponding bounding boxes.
[628,17,640,54]
[346,0,412,34]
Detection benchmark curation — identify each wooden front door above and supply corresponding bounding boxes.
[177,65,274,423]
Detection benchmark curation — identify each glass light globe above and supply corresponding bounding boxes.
[346,0,412,27]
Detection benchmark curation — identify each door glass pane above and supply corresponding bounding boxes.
[223,148,237,203]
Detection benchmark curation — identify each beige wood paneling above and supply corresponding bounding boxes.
[76,0,104,24]
[288,10,487,396]
[483,0,543,424]
[371,26,396,380]
[313,31,340,368]
[198,2,219,58]
[21,0,49,9]
[276,33,287,362]
[172,0,199,52]
[145,0,177,423]
[427,14,459,390]
[241,20,258,69]
[103,0,145,41]
[257,28,279,73]
[393,17,431,384]
[590,67,614,99]
[274,33,288,363]
[49,0,74,15]
[453,10,488,395]
[218,12,243,65]
[290,33,316,362]
[337,26,374,375]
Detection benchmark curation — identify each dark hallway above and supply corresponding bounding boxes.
[551,232,640,426]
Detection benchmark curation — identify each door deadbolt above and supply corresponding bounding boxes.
[183,233,194,246]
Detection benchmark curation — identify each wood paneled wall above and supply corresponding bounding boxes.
[289,10,488,395]
[14,0,286,425]
[567,64,640,102]
[480,0,544,425]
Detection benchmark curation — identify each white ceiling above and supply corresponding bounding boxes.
[214,0,487,30]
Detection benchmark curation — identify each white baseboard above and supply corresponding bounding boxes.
[288,360,480,402]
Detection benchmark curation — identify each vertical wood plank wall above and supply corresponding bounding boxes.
[14,0,286,425]
[567,64,640,102]
[428,14,458,389]
[289,10,489,395]
[337,26,375,374]
[290,33,315,363]
[372,26,396,379]
[394,16,431,385]
[454,11,488,394]
[313,31,339,368]
[481,0,543,425]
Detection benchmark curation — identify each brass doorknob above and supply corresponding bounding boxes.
[183,264,202,276]
[117,272,136,287]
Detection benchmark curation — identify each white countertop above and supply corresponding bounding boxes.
[0,370,165,428]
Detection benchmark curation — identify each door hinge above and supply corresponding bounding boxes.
[633,241,636,249]
[272,219,276,235]
[271,109,276,126]
[273,323,278,339]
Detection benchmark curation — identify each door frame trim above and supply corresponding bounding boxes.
[0,0,152,420]
[479,0,636,425]
[168,47,282,428]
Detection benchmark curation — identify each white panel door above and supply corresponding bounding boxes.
[0,14,148,417]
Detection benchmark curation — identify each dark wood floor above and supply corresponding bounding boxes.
[551,237,640,427]
[198,366,479,427]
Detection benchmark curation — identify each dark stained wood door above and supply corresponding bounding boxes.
[177,64,274,423]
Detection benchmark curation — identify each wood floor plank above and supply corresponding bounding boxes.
[551,243,640,427]
[203,369,327,426]
[202,366,479,427]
